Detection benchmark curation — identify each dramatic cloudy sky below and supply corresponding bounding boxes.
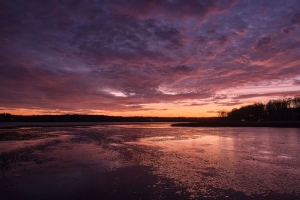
[1,0,300,116]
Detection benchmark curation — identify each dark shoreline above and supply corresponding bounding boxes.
[1,121,300,129]
[0,122,111,129]
[171,121,300,128]
[0,122,176,129]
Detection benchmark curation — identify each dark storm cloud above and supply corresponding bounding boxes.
[281,26,296,34]
[187,103,210,107]
[256,36,272,49]
[233,91,300,100]
[219,35,230,46]
[111,0,236,20]
[217,101,243,107]
[170,66,194,75]
[1,0,300,114]
[69,16,178,61]
[291,13,300,24]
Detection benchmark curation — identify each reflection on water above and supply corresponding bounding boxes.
[126,126,300,197]
[1,124,300,199]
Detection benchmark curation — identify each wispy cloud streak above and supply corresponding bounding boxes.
[0,0,299,116]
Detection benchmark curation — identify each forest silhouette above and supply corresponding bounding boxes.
[0,96,299,125]
[223,96,300,121]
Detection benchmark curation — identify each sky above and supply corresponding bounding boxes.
[1,0,300,117]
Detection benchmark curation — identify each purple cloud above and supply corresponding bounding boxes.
[1,0,300,116]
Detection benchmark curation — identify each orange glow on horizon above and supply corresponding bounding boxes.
[1,94,296,117]
[1,105,219,117]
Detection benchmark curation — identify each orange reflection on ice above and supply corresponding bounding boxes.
[125,133,236,197]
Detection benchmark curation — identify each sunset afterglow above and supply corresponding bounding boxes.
[1,0,299,116]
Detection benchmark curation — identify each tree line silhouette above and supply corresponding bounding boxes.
[222,96,300,121]
[1,96,299,123]
[0,113,213,123]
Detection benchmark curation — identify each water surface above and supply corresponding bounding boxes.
[1,123,300,199]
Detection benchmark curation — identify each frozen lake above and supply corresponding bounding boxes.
[1,123,300,199]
